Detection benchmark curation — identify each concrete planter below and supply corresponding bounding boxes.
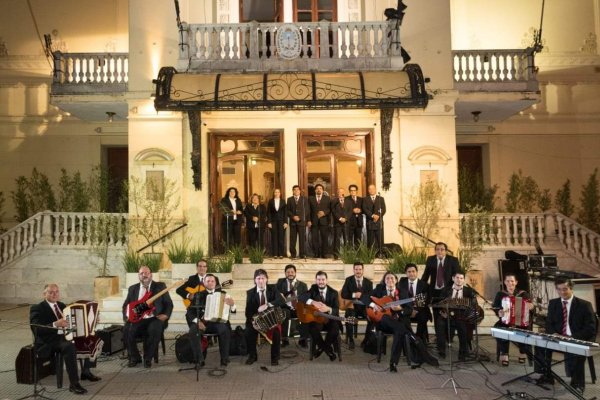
[94,276,119,301]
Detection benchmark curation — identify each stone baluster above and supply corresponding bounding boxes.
[572,226,581,257]
[223,26,231,60]
[231,26,240,60]
[592,237,600,265]
[86,214,92,246]
[196,26,205,60]
[564,221,573,251]
[349,24,357,58]
[331,23,339,59]
[14,228,22,256]
[319,21,329,59]
[340,25,348,59]
[580,231,589,262]
[527,215,535,244]
[8,232,15,260]
[21,224,29,252]
[1,236,7,264]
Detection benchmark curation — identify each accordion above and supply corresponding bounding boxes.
[204,292,231,323]
[501,295,531,328]
[63,300,104,361]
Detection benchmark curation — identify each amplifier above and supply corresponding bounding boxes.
[15,345,55,384]
[529,255,558,270]
[96,325,124,355]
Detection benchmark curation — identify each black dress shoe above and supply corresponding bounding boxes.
[325,349,337,362]
[281,339,289,348]
[128,359,140,368]
[348,340,355,350]
[69,383,88,395]
[438,350,446,359]
[245,355,257,365]
[298,339,308,348]
[271,359,279,366]
[143,359,152,368]
[220,359,229,367]
[390,363,398,373]
[536,375,555,386]
[81,371,101,382]
[313,347,323,359]
[570,384,584,394]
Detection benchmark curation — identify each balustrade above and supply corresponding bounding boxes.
[52,52,128,93]
[452,49,535,85]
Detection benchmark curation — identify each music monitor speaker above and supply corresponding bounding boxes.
[498,259,530,293]
[96,325,124,355]
[15,345,55,384]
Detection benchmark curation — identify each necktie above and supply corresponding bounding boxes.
[562,300,569,335]
[453,289,459,299]
[295,197,299,205]
[319,290,325,302]
[53,303,62,319]
[357,280,362,291]
[353,196,356,202]
[259,290,266,306]
[388,289,394,297]
[436,259,444,288]
[141,285,149,298]
[317,196,321,205]
[288,280,294,295]
[409,282,414,297]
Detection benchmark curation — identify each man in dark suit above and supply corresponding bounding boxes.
[176,259,220,304]
[346,184,364,246]
[185,274,235,368]
[299,271,341,361]
[122,265,173,368]
[398,263,432,343]
[287,185,309,258]
[340,262,374,349]
[332,188,352,258]
[266,188,287,258]
[309,183,331,258]
[243,194,267,249]
[245,269,284,366]
[30,283,99,394]
[435,270,475,361]
[534,277,597,394]
[362,184,386,256]
[276,264,309,347]
[421,241,460,356]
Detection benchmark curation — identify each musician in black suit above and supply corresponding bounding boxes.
[368,272,438,372]
[30,283,99,395]
[219,187,244,248]
[298,271,341,361]
[275,264,309,347]
[176,259,221,303]
[332,188,352,258]
[122,265,173,368]
[346,184,364,246]
[185,274,235,368]
[399,263,432,343]
[309,183,331,258]
[245,269,284,366]
[362,184,386,256]
[435,270,475,361]
[267,188,287,258]
[243,193,266,249]
[286,185,309,258]
[421,242,460,356]
[534,277,597,393]
[340,262,374,349]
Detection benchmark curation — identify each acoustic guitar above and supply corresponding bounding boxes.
[367,293,426,323]
[182,279,234,308]
[295,302,357,325]
[127,280,185,323]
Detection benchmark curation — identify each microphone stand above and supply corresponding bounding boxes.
[178,294,204,381]
[377,193,383,258]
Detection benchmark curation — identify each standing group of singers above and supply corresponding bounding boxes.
[219,183,386,258]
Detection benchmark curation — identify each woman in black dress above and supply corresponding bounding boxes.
[219,187,243,249]
[266,188,287,258]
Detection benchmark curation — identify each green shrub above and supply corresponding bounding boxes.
[167,239,189,263]
[123,250,143,273]
[248,246,266,264]
[187,245,205,264]
[143,253,161,273]
[338,243,358,264]
[207,255,234,273]
[385,247,427,274]
[578,168,600,232]
[555,179,575,217]
[227,244,244,264]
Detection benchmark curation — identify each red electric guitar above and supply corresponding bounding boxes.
[127,280,184,323]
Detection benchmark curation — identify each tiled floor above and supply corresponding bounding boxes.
[1,303,598,400]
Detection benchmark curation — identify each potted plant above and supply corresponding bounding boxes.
[90,213,122,301]
[457,205,491,297]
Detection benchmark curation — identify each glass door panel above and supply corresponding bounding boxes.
[336,156,364,195]
[306,156,333,196]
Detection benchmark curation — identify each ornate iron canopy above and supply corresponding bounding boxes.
[153,65,428,111]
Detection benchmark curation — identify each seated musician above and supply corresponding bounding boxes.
[369,272,438,372]
[176,259,218,303]
[341,262,374,349]
[185,274,235,368]
[298,270,341,361]
[534,276,596,394]
[30,283,100,395]
[245,269,283,366]
[434,270,475,361]
[398,263,431,344]
[275,264,309,348]
[492,273,533,366]
[122,265,173,368]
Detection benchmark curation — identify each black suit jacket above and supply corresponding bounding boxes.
[176,274,221,300]
[267,198,287,223]
[341,275,373,302]
[286,195,309,226]
[546,296,596,341]
[122,281,174,320]
[244,284,283,321]
[439,285,475,301]
[398,277,432,320]
[362,195,386,230]
[184,288,232,326]
[309,195,331,226]
[331,197,352,226]
[243,203,267,228]
[275,278,308,298]
[30,301,68,356]
[219,197,243,223]
[370,283,412,317]
[299,284,340,317]
[346,195,364,228]
[422,255,460,294]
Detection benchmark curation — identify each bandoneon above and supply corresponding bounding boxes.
[63,300,104,361]
[204,292,231,323]
[252,307,285,333]
[501,295,530,327]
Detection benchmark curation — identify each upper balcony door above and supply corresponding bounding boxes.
[240,0,284,22]
[294,0,337,58]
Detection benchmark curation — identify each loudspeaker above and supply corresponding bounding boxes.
[15,345,55,384]
[498,259,530,293]
[96,325,124,355]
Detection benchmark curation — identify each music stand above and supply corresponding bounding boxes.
[459,293,493,375]
[178,295,204,381]
[17,323,65,400]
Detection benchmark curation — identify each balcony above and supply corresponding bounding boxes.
[50,52,129,121]
[178,20,403,72]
